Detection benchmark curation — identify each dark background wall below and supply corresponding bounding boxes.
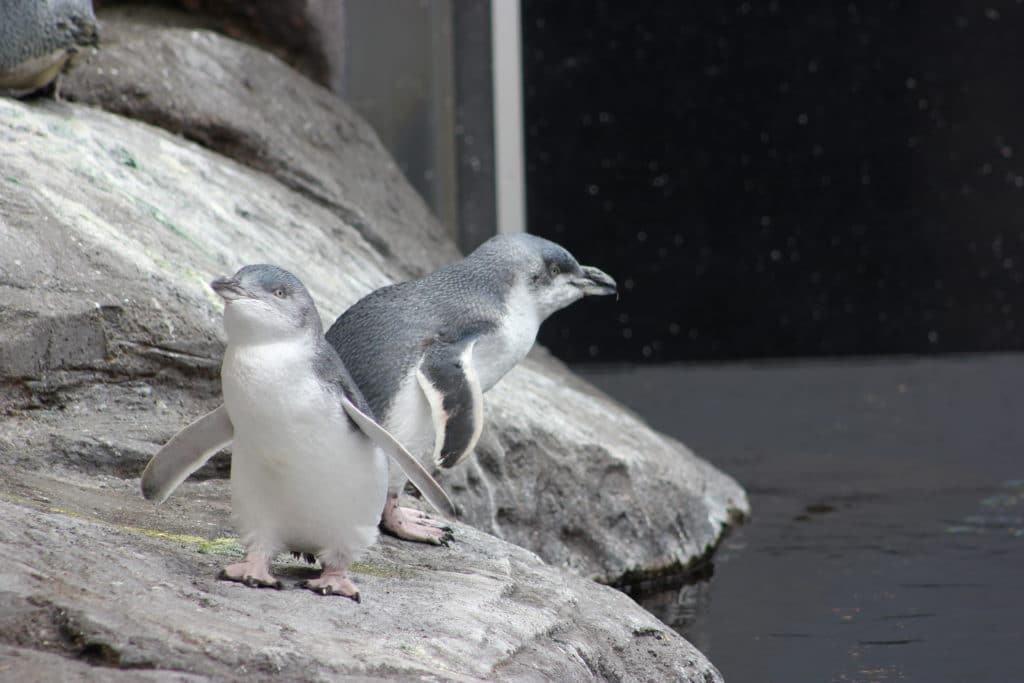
[523,0,1024,362]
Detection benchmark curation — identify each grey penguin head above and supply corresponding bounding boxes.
[471,233,617,318]
[211,264,321,344]
[48,0,98,37]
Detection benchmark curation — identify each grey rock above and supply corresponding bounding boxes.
[0,467,723,682]
[0,646,211,682]
[61,13,460,278]
[90,0,345,89]
[182,0,346,91]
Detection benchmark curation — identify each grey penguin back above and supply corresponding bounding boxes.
[324,236,534,419]
[0,0,97,70]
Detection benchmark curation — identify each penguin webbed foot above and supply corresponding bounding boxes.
[380,503,455,546]
[298,569,360,602]
[403,506,454,533]
[406,506,453,528]
[218,555,282,589]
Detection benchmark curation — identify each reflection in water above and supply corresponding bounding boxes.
[947,479,1024,537]
[633,579,714,657]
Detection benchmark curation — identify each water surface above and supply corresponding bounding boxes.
[578,354,1024,682]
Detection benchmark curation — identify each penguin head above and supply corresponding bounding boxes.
[211,264,322,344]
[473,234,618,319]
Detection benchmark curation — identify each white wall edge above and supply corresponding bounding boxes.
[491,0,526,234]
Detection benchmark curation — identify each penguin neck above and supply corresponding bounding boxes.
[221,334,327,433]
[473,279,542,391]
[223,315,321,349]
[223,331,320,385]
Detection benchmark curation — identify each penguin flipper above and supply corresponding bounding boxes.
[415,335,484,470]
[339,396,457,521]
[141,405,234,503]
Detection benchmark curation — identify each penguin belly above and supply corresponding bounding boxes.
[222,344,388,565]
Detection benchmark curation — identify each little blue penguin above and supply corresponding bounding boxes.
[0,0,99,96]
[140,264,454,601]
[326,233,617,544]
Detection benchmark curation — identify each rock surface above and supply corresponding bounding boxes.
[0,468,722,681]
[133,0,348,90]
[63,11,460,278]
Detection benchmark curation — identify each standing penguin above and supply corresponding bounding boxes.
[0,0,98,96]
[327,234,617,544]
[141,265,453,601]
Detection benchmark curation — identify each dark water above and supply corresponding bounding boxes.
[577,354,1024,683]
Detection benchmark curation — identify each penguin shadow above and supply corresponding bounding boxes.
[272,552,322,583]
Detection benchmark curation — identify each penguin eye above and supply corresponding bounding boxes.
[273,288,286,298]
[549,264,561,277]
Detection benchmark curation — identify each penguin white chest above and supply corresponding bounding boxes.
[221,341,329,446]
[221,341,387,559]
[473,282,541,391]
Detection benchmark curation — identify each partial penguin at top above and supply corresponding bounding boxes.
[0,0,98,97]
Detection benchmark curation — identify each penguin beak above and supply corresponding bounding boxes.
[574,265,618,297]
[211,276,253,302]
